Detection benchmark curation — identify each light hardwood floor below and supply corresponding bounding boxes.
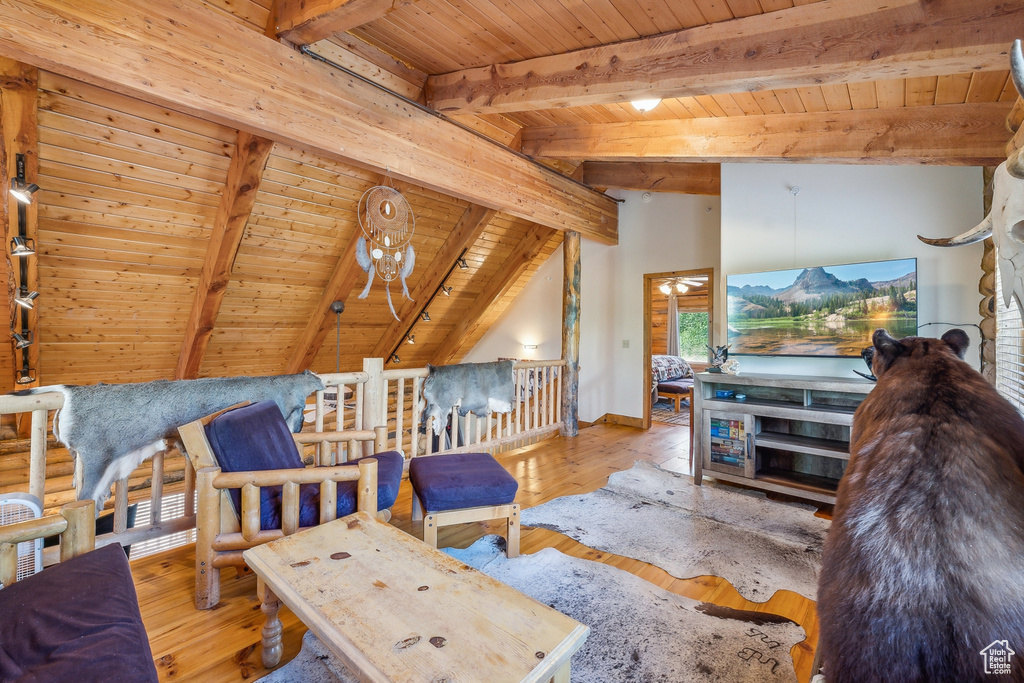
[132,422,820,682]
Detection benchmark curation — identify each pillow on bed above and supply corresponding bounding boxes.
[652,355,693,382]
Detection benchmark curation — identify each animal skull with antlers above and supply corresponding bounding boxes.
[918,39,1024,318]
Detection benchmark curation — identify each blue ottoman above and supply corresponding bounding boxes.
[409,452,520,557]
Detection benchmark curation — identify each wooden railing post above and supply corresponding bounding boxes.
[28,408,47,505]
[361,358,386,456]
[561,230,581,437]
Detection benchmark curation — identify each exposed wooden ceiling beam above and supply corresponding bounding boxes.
[581,162,720,195]
[371,203,496,362]
[426,0,1024,115]
[432,224,555,366]
[0,0,617,245]
[521,103,1013,165]
[176,131,273,380]
[1,58,39,391]
[274,0,417,46]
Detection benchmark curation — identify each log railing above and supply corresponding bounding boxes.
[0,357,567,555]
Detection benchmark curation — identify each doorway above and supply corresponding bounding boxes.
[642,268,714,433]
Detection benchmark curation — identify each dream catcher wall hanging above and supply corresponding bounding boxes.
[355,181,416,321]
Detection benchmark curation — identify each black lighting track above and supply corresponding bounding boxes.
[386,247,468,364]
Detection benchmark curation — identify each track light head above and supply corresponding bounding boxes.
[12,331,32,349]
[421,311,431,321]
[9,179,39,204]
[456,256,468,270]
[406,335,415,345]
[15,368,35,385]
[14,290,38,310]
[391,353,400,363]
[440,285,452,297]
[10,236,35,256]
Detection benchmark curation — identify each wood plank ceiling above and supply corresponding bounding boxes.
[0,0,1018,387]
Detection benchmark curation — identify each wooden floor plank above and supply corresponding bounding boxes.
[131,422,819,682]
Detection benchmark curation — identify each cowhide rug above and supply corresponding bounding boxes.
[521,460,831,601]
[257,538,807,683]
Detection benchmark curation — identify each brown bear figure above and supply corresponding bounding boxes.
[817,328,1024,683]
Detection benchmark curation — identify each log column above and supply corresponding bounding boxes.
[560,231,580,437]
[1,59,39,391]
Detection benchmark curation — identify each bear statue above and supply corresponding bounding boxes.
[817,328,1024,683]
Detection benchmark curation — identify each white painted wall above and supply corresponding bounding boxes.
[719,163,985,377]
[466,164,986,421]
[465,190,722,422]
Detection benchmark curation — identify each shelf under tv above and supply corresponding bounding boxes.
[693,372,874,505]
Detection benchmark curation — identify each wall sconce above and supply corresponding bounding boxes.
[406,335,415,345]
[522,344,538,350]
[12,331,32,349]
[14,290,38,310]
[9,178,39,204]
[456,256,468,270]
[421,311,431,321]
[440,284,452,296]
[10,236,34,256]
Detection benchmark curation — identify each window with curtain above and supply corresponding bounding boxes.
[678,311,709,363]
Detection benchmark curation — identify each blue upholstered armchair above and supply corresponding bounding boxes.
[177,401,404,609]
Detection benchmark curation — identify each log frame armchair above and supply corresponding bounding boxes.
[178,401,392,609]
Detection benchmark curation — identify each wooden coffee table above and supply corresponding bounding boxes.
[242,512,589,682]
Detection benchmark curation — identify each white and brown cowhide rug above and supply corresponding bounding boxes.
[521,460,830,601]
[258,538,807,683]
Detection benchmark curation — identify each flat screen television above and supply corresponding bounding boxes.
[726,257,917,357]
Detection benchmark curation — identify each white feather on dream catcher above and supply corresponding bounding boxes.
[355,182,416,321]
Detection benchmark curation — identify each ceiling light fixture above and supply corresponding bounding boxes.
[675,282,688,294]
[10,236,34,256]
[9,178,39,204]
[658,283,672,295]
[631,98,661,113]
[14,290,38,310]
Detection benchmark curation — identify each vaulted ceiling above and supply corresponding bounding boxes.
[0,0,1019,388]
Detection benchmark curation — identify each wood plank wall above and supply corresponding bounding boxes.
[36,72,235,384]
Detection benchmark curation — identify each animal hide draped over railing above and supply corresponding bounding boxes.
[421,361,515,436]
[16,371,324,507]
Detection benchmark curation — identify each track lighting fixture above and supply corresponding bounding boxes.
[14,290,38,310]
[15,367,35,385]
[10,236,34,256]
[12,331,32,349]
[391,353,400,363]
[406,335,415,345]
[440,284,452,297]
[456,256,468,270]
[421,311,431,321]
[9,178,39,204]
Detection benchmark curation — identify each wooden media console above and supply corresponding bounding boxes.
[692,372,875,504]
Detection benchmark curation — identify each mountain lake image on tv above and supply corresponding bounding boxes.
[727,258,917,357]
